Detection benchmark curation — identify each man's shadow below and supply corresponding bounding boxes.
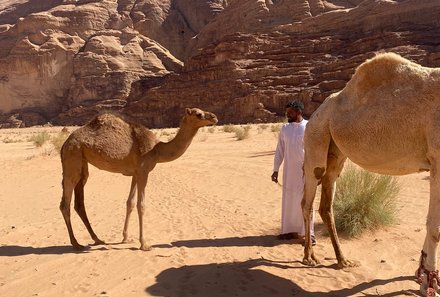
[145,258,418,297]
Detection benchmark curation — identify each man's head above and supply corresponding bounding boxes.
[285,100,304,123]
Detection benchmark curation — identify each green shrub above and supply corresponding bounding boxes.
[51,130,70,153]
[29,131,50,147]
[333,165,400,237]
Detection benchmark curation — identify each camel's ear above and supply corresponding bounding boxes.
[185,108,192,115]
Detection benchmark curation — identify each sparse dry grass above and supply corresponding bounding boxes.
[29,131,51,147]
[51,130,70,153]
[333,165,400,237]
[222,124,235,133]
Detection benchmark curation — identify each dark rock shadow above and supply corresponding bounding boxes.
[146,258,418,297]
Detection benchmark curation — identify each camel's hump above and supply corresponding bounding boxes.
[345,52,434,97]
[88,113,128,129]
[77,112,157,157]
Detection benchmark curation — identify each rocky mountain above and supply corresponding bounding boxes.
[0,0,439,128]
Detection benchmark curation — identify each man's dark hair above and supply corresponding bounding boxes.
[286,100,304,111]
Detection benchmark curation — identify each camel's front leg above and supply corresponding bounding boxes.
[137,173,151,251]
[122,176,137,243]
[418,158,440,296]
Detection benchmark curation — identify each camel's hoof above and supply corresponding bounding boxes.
[93,239,106,245]
[303,257,319,266]
[338,259,358,269]
[72,244,88,251]
[122,238,135,244]
[140,244,152,251]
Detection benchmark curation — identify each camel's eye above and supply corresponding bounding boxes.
[196,112,203,119]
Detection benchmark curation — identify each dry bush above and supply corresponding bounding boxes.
[51,130,70,153]
[234,126,250,140]
[2,137,21,143]
[333,165,400,237]
[222,124,236,133]
[270,124,281,133]
[29,131,50,147]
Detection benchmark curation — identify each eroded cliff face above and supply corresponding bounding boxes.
[0,0,439,128]
[123,0,440,127]
[0,0,223,127]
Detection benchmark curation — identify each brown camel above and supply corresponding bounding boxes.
[60,108,218,251]
[301,53,440,296]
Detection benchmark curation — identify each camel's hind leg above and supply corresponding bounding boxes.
[60,150,84,250]
[122,176,137,243]
[418,155,440,296]
[74,161,105,245]
[319,140,354,268]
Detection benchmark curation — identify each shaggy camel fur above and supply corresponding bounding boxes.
[301,53,440,295]
[60,108,217,251]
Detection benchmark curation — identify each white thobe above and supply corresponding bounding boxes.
[273,120,314,236]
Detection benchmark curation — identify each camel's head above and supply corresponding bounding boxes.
[184,108,218,128]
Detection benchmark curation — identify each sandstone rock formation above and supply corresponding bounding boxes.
[124,0,440,126]
[0,0,439,127]
[0,0,218,127]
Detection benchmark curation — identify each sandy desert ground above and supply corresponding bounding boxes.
[0,124,432,297]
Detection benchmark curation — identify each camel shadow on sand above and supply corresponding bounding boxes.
[0,244,106,256]
[145,258,418,297]
[152,235,306,249]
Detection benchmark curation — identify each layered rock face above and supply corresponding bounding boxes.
[0,0,223,127]
[0,0,439,127]
[124,0,440,126]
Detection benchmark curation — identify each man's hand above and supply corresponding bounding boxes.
[271,171,278,183]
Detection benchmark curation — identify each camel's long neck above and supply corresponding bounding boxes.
[154,121,199,163]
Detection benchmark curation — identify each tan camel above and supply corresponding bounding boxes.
[301,53,440,295]
[59,108,218,251]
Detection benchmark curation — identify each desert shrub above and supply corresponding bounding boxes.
[234,126,250,140]
[222,124,236,133]
[333,165,400,237]
[2,137,20,143]
[259,124,269,130]
[29,131,50,147]
[51,130,70,153]
[271,124,281,133]
[207,126,216,133]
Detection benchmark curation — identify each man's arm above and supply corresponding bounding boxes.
[272,127,284,183]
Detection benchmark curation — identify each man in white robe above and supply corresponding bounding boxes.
[271,100,315,243]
